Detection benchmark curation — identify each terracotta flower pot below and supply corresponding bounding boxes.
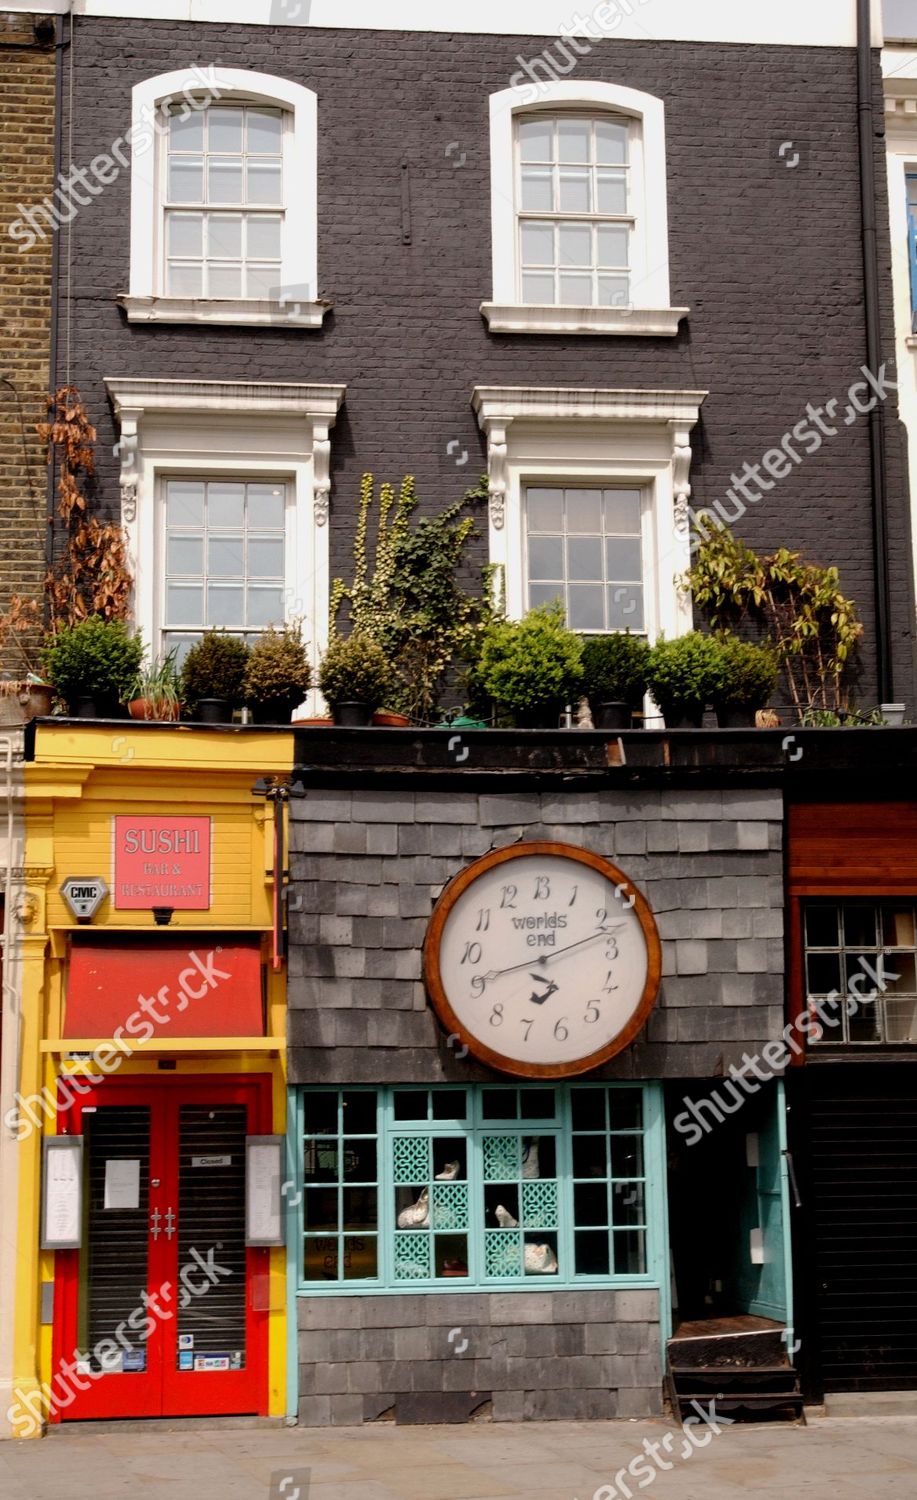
[372,711,411,727]
[129,697,181,722]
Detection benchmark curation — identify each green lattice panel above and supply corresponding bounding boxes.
[393,1233,432,1279]
[393,1136,431,1185]
[522,1179,558,1230]
[483,1135,519,1182]
[431,1181,469,1231]
[485,1229,522,1277]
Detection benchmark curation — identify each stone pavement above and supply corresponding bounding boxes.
[1,1414,916,1500]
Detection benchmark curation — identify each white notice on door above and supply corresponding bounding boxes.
[104,1158,141,1210]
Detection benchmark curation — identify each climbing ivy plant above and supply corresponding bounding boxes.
[330,472,494,720]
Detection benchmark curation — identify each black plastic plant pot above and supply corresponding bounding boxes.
[72,694,99,719]
[197,698,233,724]
[663,704,705,729]
[333,701,373,727]
[593,701,633,730]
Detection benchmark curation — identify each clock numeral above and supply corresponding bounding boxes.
[602,969,618,993]
[596,907,610,932]
[584,1000,601,1024]
[461,941,483,965]
[470,974,487,997]
[500,884,518,910]
[604,936,619,961]
[520,1019,533,1042]
[489,1003,505,1027]
[475,908,491,933]
[553,1017,569,1042]
[568,884,578,907]
[533,876,550,900]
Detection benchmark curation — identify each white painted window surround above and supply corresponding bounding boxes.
[105,378,345,707]
[471,385,707,647]
[121,68,327,328]
[483,82,688,337]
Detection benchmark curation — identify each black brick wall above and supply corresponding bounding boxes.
[57,19,915,704]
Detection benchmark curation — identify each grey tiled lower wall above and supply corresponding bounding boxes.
[296,1289,661,1425]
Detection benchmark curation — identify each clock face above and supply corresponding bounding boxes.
[423,842,661,1079]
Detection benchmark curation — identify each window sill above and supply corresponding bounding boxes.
[480,302,689,337]
[119,294,332,328]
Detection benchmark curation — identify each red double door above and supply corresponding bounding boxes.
[53,1076,271,1421]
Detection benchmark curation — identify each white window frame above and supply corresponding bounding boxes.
[121,67,326,328]
[472,385,707,648]
[523,482,650,636]
[482,81,687,337]
[105,377,346,711]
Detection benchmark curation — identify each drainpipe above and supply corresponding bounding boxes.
[858,0,893,702]
[45,9,71,588]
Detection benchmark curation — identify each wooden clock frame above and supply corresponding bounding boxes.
[422,840,663,1079]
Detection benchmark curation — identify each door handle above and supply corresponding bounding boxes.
[164,1208,176,1240]
[150,1208,162,1240]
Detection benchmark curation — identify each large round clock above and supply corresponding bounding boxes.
[423,841,662,1079]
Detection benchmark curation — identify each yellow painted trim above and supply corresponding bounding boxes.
[44,1037,286,1055]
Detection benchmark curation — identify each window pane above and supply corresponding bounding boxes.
[522,272,555,304]
[208,537,244,577]
[167,481,205,527]
[604,490,642,532]
[208,585,244,627]
[344,1138,377,1180]
[807,952,842,995]
[246,215,282,260]
[568,585,604,631]
[597,224,629,267]
[609,1091,642,1131]
[247,160,282,205]
[557,119,590,163]
[806,906,839,948]
[248,586,286,627]
[248,538,284,577]
[528,489,564,531]
[575,1230,610,1275]
[304,1187,338,1230]
[246,263,279,298]
[559,273,592,305]
[344,1236,377,1280]
[608,585,643,630]
[169,157,203,203]
[567,537,604,582]
[343,1188,377,1229]
[598,275,631,309]
[566,490,603,532]
[519,119,553,161]
[529,583,564,610]
[606,538,642,580]
[208,483,245,529]
[167,536,203,576]
[394,1091,428,1121]
[558,169,590,212]
[208,263,242,299]
[614,1230,646,1274]
[304,1092,339,1135]
[596,169,627,214]
[571,1089,606,1130]
[432,1090,468,1121]
[166,584,203,625]
[247,109,283,154]
[521,167,553,211]
[208,107,243,153]
[574,1182,608,1226]
[611,1134,643,1177]
[209,157,243,203]
[843,905,877,948]
[521,221,554,266]
[248,483,286,529]
[528,536,564,580]
[882,906,916,948]
[558,223,592,267]
[169,111,204,152]
[341,1091,376,1133]
[884,954,917,994]
[303,1238,338,1280]
[885,999,917,1042]
[168,213,203,257]
[167,262,203,297]
[596,120,629,164]
[208,215,242,259]
[848,1000,880,1043]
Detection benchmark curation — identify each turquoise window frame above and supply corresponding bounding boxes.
[291,1081,668,1299]
[908,173,917,332]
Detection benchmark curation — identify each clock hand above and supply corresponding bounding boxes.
[528,975,559,1006]
[483,925,624,982]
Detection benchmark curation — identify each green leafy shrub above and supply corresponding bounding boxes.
[180,631,250,713]
[318,632,393,710]
[477,604,583,722]
[580,633,651,707]
[243,625,311,711]
[645,632,726,718]
[714,637,778,710]
[42,617,143,710]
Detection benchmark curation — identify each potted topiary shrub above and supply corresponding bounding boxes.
[243,624,311,724]
[127,652,181,721]
[180,631,250,724]
[713,638,778,727]
[41,616,143,718]
[318,632,393,726]
[477,603,584,728]
[580,632,651,730]
[645,632,726,729]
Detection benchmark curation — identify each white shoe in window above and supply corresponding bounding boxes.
[522,1140,540,1179]
[495,1204,518,1228]
[524,1242,558,1274]
[435,1160,460,1180]
[397,1188,429,1228]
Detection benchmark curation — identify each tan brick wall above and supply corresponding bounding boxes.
[0,12,55,673]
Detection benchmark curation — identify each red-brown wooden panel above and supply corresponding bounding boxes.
[788,803,917,895]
